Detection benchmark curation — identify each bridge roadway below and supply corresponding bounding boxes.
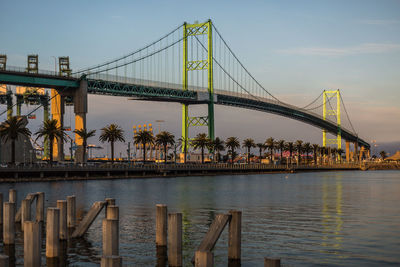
[0,69,370,149]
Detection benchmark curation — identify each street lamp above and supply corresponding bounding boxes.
[51,56,57,74]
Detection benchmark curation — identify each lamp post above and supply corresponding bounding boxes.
[51,56,57,74]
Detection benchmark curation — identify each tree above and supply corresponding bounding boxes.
[73,128,96,162]
[276,140,285,162]
[286,142,294,165]
[35,119,66,163]
[256,143,265,163]
[0,116,32,164]
[295,140,303,164]
[242,138,256,164]
[178,136,189,163]
[226,137,240,163]
[312,144,319,165]
[99,124,125,163]
[380,151,387,160]
[133,130,154,163]
[212,137,225,163]
[265,137,275,162]
[191,133,211,164]
[155,131,175,164]
[303,142,312,165]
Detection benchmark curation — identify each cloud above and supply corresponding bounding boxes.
[359,19,400,25]
[276,43,400,56]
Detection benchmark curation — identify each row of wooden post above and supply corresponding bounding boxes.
[155,204,242,267]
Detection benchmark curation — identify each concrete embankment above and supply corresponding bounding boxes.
[0,163,363,183]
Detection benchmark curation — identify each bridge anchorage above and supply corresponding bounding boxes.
[0,19,369,163]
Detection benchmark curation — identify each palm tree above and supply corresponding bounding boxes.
[212,137,225,163]
[380,150,387,160]
[73,128,96,162]
[312,144,319,165]
[191,133,211,164]
[155,131,175,163]
[256,143,265,163]
[99,124,125,163]
[35,119,66,163]
[303,142,312,165]
[178,136,189,163]
[265,137,275,162]
[276,140,285,162]
[286,141,294,165]
[295,140,303,165]
[0,116,31,164]
[242,138,256,164]
[133,130,154,163]
[226,137,240,163]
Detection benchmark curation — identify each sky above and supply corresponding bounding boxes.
[1,0,399,157]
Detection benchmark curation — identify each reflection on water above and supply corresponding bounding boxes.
[0,171,399,266]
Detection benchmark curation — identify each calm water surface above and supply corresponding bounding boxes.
[0,170,399,266]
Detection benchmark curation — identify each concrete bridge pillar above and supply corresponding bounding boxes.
[51,89,65,161]
[345,141,350,162]
[74,79,88,163]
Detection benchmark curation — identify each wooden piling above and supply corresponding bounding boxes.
[8,189,16,204]
[168,213,182,267]
[72,201,106,238]
[106,205,119,220]
[101,255,122,267]
[21,199,31,231]
[156,204,167,247]
[36,192,44,222]
[105,198,115,218]
[264,257,281,267]
[46,208,60,258]
[102,219,119,256]
[0,254,9,266]
[3,202,15,245]
[57,200,67,240]
[195,250,213,267]
[24,221,41,267]
[67,195,76,228]
[228,210,242,261]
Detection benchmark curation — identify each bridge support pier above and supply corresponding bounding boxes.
[51,89,65,161]
[354,142,358,162]
[74,79,88,164]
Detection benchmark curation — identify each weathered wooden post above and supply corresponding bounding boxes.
[264,257,281,267]
[156,204,167,247]
[24,221,41,267]
[46,208,60,258]
[9,189,17,204]
[106,205,119,220]
[0,254,9,266]
[195,250,213,267]
[102,219,119,256]
[228,210,242,263]
[36,192,45,222]
[105,198,115,218]
[168,213,182,267]
[57,200,67,240]
[3,202,15,244]
[67,195,76,228]
[101,255,122,267]
[21,199,31,231]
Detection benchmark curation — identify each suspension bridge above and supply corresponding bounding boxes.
[0,20,369,163]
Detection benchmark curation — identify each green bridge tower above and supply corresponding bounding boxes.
[182,20,215,153]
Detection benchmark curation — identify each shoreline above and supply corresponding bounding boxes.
[0,163,398,183]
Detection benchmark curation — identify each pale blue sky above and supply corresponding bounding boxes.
[1,0,399,156]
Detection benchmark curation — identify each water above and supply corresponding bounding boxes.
[1,170,400,266]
